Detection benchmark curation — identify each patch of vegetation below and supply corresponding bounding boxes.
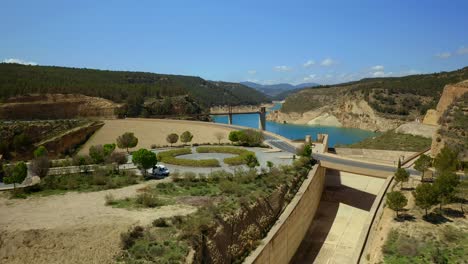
[228,129,266,147]
[21,167,141,197]
[118,225,189,263]
[157,148,220,167]
[336,130,432,151]
[196,146,256,166]
[116,157,314,263]
[383,227,468,264]
[0,63,270,117]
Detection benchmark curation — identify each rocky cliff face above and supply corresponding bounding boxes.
[429,81,468,159]
[267,98,402,132]
[0,94,121,120]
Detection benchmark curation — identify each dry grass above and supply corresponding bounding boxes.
[79,118,234,154]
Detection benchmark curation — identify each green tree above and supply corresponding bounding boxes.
[433,147,459,172]
[386,191,408,218]
[228,131,241,143]
[414,154,432,181]
[166,133,179,147]
[132,149,157,176]
[117,132,139,153]
[413,183,438,216]
[13,133,31,152]
[33,146,48,158]
[394,168,410,189]
[244,153,259,168]
[180,131,193,144]
[297,143,312,157]
[103,143,116,156]
[266,161,274,171]
[237,129,264,147]
[3,162,28,190]
[434,171,460,211]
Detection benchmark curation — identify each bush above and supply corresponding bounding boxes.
[121,225,144,250]
[136,192,164,208]
[105,193,116,205]
[153,218,171,227]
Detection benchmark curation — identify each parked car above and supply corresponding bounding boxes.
[146,164,170,179]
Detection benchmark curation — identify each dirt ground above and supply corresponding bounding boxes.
[0,179,196,264]
[79,118,235,155]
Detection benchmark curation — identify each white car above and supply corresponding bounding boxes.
[146,165,170,179]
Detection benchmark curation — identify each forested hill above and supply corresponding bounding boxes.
[0,63,270,107]
[281,67,468,116]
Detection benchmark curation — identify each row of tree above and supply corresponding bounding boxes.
[386,147,463,218]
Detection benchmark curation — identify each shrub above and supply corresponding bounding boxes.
[153,218,171,227]
[229,131,241,142]
[89,145,106,164]
[297,143,312,157]
[121,225,144,249]
[136,192,164,208]
[105,193,116,205]
[92,173,108,185]
[150,144,157,149]
[237,129,264,147]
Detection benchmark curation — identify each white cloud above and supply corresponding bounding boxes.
[303,60,315,68]
[320,58,336,66]
[372,71,385,77]
[273,65,292,72]
[435,52,452,59]
[247,70,257,75]
[2,58,37,65]
[303,74,317,81]
[457,46,468,55]
[371,65,384,71]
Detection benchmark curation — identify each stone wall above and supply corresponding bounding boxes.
[243,165,326,264]
[40,122,104,158]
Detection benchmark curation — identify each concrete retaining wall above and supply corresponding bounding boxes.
[243,165,326,264]
[335,148,416,165]
[352,175,394,263]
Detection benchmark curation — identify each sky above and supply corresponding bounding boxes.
[1,0,468,85]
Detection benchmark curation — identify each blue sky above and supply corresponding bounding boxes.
[1,0,467,85]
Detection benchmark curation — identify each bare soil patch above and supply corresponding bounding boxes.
[0,179,196,264]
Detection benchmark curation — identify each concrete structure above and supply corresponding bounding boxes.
[215,106,266,130]
[293,170,386,263]
[244,165,327,264]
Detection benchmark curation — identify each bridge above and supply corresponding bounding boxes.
[210,106,267,130]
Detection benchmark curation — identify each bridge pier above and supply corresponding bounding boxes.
[228,113,233,125]
[259,107,266,131]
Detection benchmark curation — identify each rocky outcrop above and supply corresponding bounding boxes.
[268,99,402,132]
[395,122,437,138]
[429,81,468,159]
[0,94,121,120]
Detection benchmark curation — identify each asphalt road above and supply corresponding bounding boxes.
[264,135,297,154]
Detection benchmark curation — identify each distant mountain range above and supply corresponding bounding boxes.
[240,81,320,98]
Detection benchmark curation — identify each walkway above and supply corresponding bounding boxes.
[292,169,385,263]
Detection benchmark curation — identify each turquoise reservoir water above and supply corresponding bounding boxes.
[212,104,376,147]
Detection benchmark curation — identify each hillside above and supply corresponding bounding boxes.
[269,67,468,131]
[0,63,270,117]
[430,81,468,161]
[241,81,319,97]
